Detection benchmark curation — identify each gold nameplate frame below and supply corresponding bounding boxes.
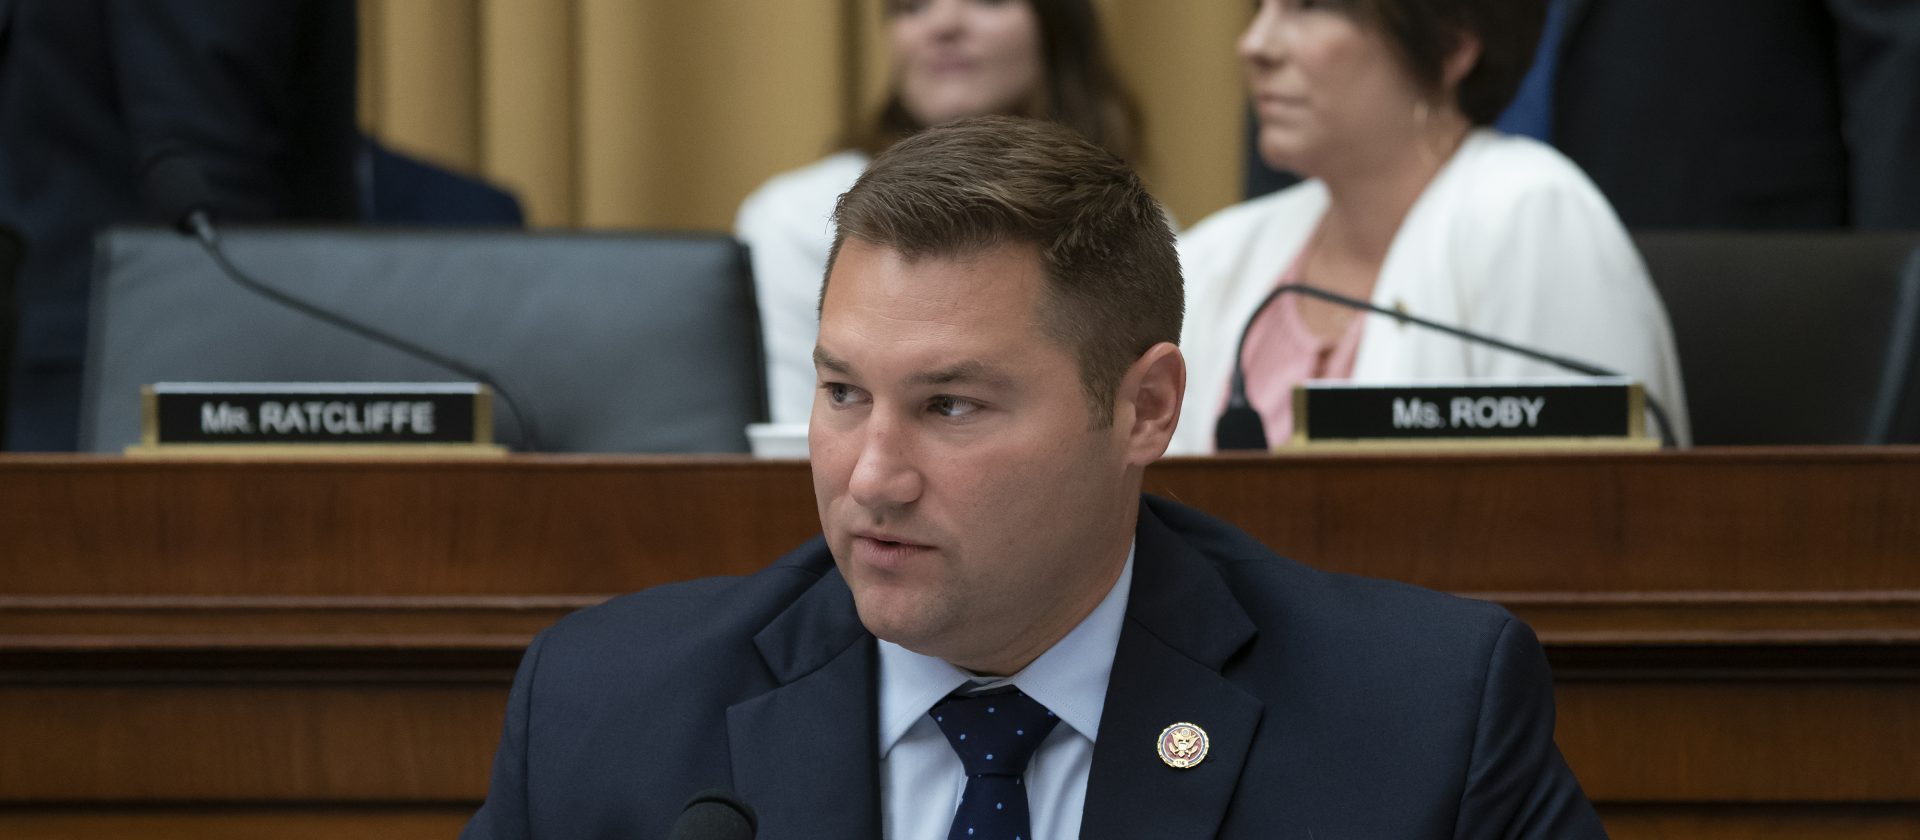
[1288,378,1659,453]
[129,382,506,458]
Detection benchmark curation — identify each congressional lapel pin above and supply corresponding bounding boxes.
[1157,722,1209,769]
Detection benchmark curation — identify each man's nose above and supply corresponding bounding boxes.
[847,412,925,510]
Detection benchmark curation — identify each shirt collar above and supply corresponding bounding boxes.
[876,544,1135,756]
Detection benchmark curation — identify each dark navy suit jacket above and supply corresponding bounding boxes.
[1552,0,1920,229]
[463,496,1606,839]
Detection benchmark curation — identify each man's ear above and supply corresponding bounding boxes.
[1114,342,1185,466]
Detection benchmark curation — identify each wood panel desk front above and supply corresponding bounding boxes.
[1,450,1915,838]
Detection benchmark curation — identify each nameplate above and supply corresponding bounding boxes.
[133,382,504,455]
[1291,378,1652,450]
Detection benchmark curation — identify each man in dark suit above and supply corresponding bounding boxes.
[462,116,1606,840]
[0,0,358,451]
[1549,0,1920,229]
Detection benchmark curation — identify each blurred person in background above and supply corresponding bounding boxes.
[1173,0,1689,454]
[1269,0,1920,229]
[736,0,1143,428]
[1548,0,1920,229]
[0,0,359,451]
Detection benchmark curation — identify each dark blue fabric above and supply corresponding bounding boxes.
[1552,0,1920,228]
[931,687,1059,840]
[1495,0,1569,141]
[359,136,525,226]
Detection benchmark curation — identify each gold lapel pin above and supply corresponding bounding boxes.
[1156,722,1209,769]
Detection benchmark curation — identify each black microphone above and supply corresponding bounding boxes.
[1215,282,1678,450]
[139,155,542,451]
[667,788,758,840]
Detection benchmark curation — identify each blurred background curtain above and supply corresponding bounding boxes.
[356,0,1246,231]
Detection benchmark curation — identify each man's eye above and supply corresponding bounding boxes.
[927,395,981,418]
[823,382,867,407]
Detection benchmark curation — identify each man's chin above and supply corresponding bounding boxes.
[850,595,944,653]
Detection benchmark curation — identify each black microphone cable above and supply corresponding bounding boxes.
[143,156,542,451]
[1216,282,1678,451]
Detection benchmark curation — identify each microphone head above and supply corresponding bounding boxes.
[139,155,217,236]
[1214,404,1270,452]
[668,788,757,840]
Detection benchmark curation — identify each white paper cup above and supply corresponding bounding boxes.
[746,422,810,459]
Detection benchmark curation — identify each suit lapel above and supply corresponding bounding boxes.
[726,566,883,840]
[1080,502,1264,840]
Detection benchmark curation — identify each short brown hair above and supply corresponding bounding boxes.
[848,0,1144,164]
[825,116,1181,425]
[1326,0,1545,125]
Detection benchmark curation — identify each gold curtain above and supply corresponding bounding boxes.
[359,0,1247,231]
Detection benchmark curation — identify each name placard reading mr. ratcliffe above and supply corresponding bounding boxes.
[144,383,490,446]
[1293,377,1647,444]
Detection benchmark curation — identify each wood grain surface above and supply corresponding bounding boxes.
[1,450,1914,837]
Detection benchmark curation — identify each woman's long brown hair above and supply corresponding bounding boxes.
[845,0,1145,165]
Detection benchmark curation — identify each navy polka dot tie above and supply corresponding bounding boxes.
[930,686,1060,840]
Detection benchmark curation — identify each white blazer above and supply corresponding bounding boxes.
[734,151,870,426]
[1173,130,1690,454]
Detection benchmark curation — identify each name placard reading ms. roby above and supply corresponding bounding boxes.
[1291,377,1653,450]
[136,382,501,455]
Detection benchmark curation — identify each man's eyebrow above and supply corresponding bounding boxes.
[909,360,1015,389]
[813,347,852,374]
[813,348,1015,390]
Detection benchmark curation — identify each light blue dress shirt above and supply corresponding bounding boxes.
[876,548,1135,840]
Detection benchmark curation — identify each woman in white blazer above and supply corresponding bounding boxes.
[1173,0,1689,455]
[736,0,1140,426]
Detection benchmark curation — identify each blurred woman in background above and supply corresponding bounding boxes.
[1173,0,1689,454]
[736,0,1141,427]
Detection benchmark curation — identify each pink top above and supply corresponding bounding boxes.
[1230,247,1367,445]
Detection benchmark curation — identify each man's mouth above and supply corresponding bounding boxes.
[851,533,935,570]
